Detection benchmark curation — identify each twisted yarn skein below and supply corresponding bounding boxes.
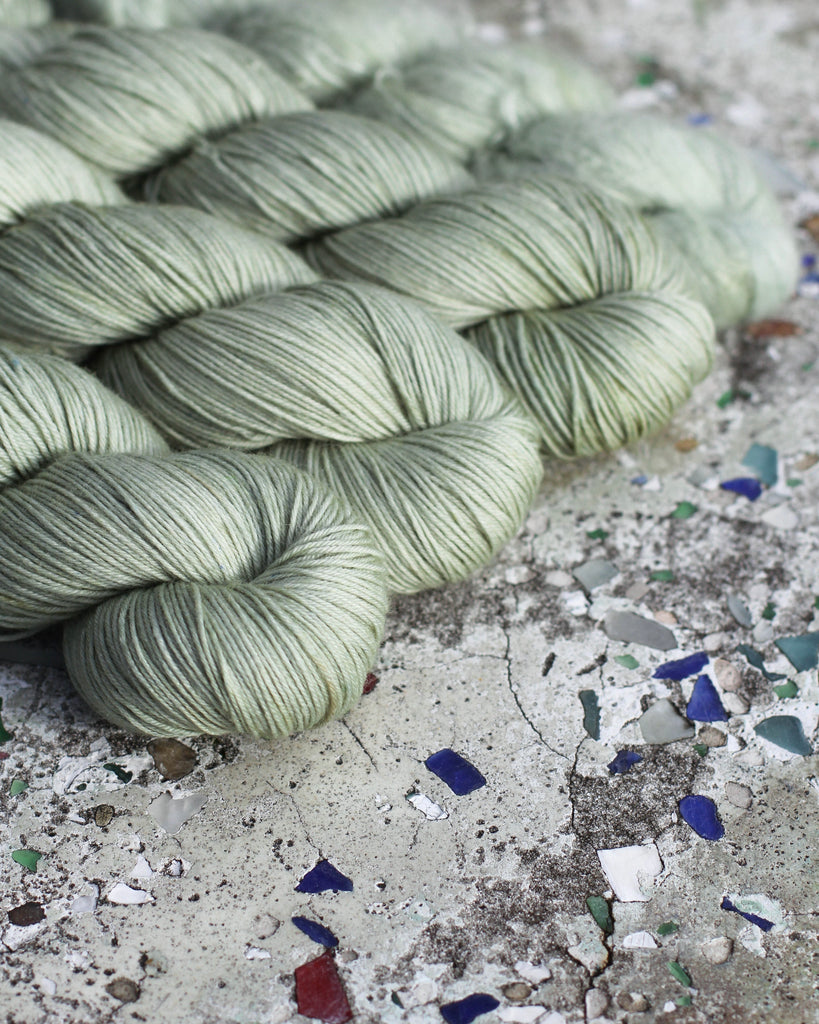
[306,177,716,457]
[0,347,389,737]
[0,200,543,593]
[476,112,798,328]
[344,40,616,162]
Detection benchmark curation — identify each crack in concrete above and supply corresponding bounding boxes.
[339,720,377,769]
[502,627,568,761]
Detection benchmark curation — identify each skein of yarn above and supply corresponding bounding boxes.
[344,40,615,162]
[306,176,716,457]
[0,199,542,593]
[0,347,389,737]
[476,112,798,328]
[0,0,49,27]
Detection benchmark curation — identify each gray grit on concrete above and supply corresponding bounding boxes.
[1,2,818,1023]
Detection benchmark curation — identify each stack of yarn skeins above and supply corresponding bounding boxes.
[0,0,797,739]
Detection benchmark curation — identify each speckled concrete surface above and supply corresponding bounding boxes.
[2,2,819,1023]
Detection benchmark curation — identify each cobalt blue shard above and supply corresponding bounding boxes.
[802,254,816,268]
[653,651,708,680]
[425,749,486,796]
[578,690,601,740]
[679,795,725,840]
[736,644,786,682]
[754,715,813,755]
[607,750,643,775]
[742,443,778,487]
[720,896,775,932]
[292,916,339,947]
[631,474,648,485]
[720,477,763,501]
[440,993,500,1024]
[688,112,713,125]
[775,632,819,672]
[296,860,353,894]
[686,675,729,722]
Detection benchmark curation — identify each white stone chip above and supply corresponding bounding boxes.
[498,1006,547,1023]
[406,792,448,820]
[514,961,552,985]
[725,782,753,809]
[130,854,153,879]
[597,844,663,902]
[760,504,799,530]
[107,883,154,905]
[244,946,271,960]
[622,930,658,949]
[701,936,733,964]
[149,790,207,835]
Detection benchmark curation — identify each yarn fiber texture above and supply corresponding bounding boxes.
[478,112,798,328]
[307,176,716,457]
[344,40,615,162]
[0,0,49,27]
[0,26,312,176]
[0,348,389,738]
[0,195,542,594]
[142,110,474,243]
[209,0,469,104]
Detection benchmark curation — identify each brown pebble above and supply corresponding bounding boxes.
[501,982,532,1002]
[93,804,115,827]
[698,726,727,747]
[146,738,197,781]
[794,453,818,472]
[801,213,819,244]
[8,901,45,927]
[105,977,140,1003]
[712,658,741,692]
[744,318,801,338]
[653,610,677,626]
[674,437,698,452]
[617,991,650,1012]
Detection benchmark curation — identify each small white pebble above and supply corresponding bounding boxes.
[653,610,677,626]
[244,946,271,960]
[753,620,774,644]
[760,505,799,530]
[585,988,609,1020]
[722,692,750,716]
[713,659,741,692]
[703,632,727,654]
[735,747,765,766]
[725,782,753,809]
[622,930,657,949]
[545,570,573,588]
[701,936,733,964]
[514,961,552,985]
[498,1007,547,1024]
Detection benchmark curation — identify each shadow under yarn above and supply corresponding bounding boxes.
[0,347,389,738]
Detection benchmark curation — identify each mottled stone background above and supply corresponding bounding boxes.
[1,2,818,1023]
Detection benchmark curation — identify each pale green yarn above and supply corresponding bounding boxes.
[1,450,388,736]
[0,26,312,176]
[307,177,677,328]
[0,344,168,487]
[469,292,715,459]
[50,0,259,26]
[479,113,797,328]
[344,41,615,163]
[0,203,317,358]
[142,110,474,243]
[209,0,468,104]
[91,281,544,594]
[0,24,75,67]
[306,177,716,455]
[0,120,123,229]
[0,0,49,27]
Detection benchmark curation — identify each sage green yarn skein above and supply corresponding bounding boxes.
[0,0,49,27]
[0,344,168,488]
[0,203,318,358]
[0,347,389,737]
[344,41,615,163]
[0,120,123,228]
[479,113,797,328]
[90,280,544,595]
[208,0,468,104]
[0,26,312,176]
[142,110,473,243]
[306,176,716,458]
